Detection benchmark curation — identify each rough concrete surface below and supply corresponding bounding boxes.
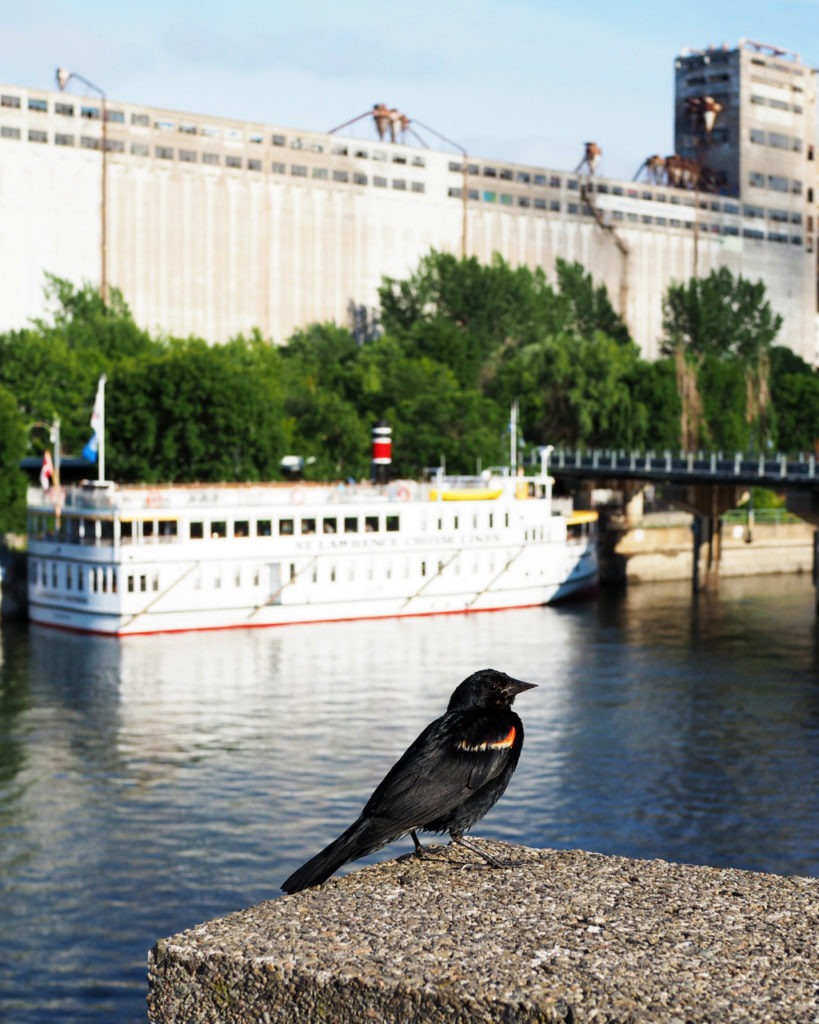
[147,841,819,1023]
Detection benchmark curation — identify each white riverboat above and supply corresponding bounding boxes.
[25,462,597,637]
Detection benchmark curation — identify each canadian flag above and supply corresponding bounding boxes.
[40,449,54,491]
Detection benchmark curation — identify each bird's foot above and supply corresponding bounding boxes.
[449,834,507,868]
[408,829,448,860]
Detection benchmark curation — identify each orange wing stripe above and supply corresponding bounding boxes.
[491,725,516,749]
[457,724,516,753]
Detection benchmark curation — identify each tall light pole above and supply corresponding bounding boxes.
[56,67,108,305]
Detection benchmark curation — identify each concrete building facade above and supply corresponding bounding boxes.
[0,40,816,363]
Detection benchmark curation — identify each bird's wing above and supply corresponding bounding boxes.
[361,711,521,829]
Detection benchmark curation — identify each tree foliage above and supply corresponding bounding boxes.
[661,267,783,450]
[0,383,26,534]
[0,261,814,535]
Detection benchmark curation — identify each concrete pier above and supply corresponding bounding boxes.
[147,841,818,1023]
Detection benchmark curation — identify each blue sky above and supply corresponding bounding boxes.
[4,0,818,179]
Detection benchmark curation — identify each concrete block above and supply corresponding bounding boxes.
[147,842,819,1023]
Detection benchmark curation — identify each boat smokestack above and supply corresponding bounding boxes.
[371,420,392,484]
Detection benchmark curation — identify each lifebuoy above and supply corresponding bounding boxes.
[291,488,305,504]
[397,485,410,501]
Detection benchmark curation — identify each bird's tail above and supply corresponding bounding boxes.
[281,817,385,894]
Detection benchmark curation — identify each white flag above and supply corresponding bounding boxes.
[90,376,104,433]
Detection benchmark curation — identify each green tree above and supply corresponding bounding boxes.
[35,274,154,364]
[661,268,782,450]
[109,341,289,482]
[554,259,631,345]
[0,276,158,458]
[769,347,819,451]
[0,384,27,534]
[497,331,647,448]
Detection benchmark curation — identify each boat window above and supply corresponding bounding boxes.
[257,519,272,537]
[437,518,443,531]
[66,565,73,590]
[365,516,379,532]
[140,575,147,592]
[344,517,358,533]
[82,518,96,543]
[420,560,427,577]
[301,518,316,535]
[453,516,459,530]
[112,571,118,593]
[29,560,37,585]
[488,513,494,528]
[190,521,204,539]
[234,520,249,538]
[211,521,227,538]
[52,564,58,587]
[279,519,294,536]
[144,520,155,539]
[386,516,399,532]
[159,520,178,539]
[323,518,337,534]
[128,575,135,593]
[77,567,84,590]
[100,520,114,545]
[120,520,133,543]
[289,563,296,581]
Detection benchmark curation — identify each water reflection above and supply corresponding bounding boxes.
[0,575,817,1023]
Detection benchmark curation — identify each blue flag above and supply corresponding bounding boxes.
[83,433,99,462]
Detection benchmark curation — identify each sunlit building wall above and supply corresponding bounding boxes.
[0,52,816,364]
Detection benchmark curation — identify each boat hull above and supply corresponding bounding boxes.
[27,561,597,636]
[26,477,598,637]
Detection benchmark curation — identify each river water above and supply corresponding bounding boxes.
[1,575,817,1023]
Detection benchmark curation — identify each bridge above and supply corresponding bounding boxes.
[550,448,818,491]
[547,448,819,608]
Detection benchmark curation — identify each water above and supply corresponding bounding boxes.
[1,575,817,1023]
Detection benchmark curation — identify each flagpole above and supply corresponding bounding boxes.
[98,374,106,483]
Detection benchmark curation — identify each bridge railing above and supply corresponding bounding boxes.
[551,449,817,486]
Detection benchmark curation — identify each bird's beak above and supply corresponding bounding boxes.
[501,676,538,698]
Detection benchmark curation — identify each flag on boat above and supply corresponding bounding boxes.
[83,376,105,463]
[40,449,54,491]
[82,433,99,462]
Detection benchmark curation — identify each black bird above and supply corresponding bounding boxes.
[281,668,536,894]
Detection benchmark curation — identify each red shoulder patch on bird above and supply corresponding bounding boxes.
[457,724,516,753]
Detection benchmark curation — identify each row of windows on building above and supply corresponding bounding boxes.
[0,125,427,191]
[449,174,807,214]
[1,93,429,167]
[749,126,810,155]
[445,189,806,241]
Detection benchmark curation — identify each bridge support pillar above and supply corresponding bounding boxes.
[622,484,645,528]
[671,484,743,593]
